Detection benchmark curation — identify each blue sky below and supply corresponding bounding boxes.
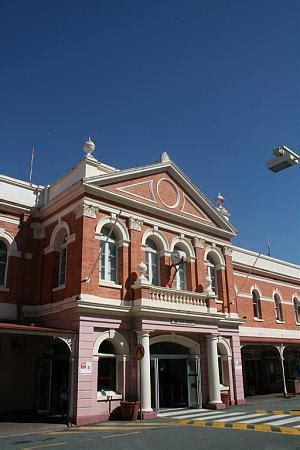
[1,0,299,263]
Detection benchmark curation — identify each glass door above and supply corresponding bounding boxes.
[187,357,201,408]
[150,358,159,411]
[37,358,52,413]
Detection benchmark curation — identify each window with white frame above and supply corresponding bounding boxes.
[0,241,7,286]
[145,238,160,285]
[252,290,262,319]
[206,254,218,295]
[274,294,283,321]
[58,238,67,286]
[53,228,68,288]
[100,226,117,283]
[97,340,117,393]
[174,246,186,290]
[294,298,300,323]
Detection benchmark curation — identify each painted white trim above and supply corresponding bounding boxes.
[240,326,300,340]
[0,216,20,225]
[83,197,231,248]
[99,281,122,289]
[52,284,65,292]
[156,178,180,209]
[233,271,300,290]
[142,229,169,252]
[117,179,157,204]
[204,246,225,266]
[87,185,235,239]
[150,333,200,355]
[49,221,70,248]
[93,330,130,356]
[95,216,130,243]
[217,337,232,357]
[170,236,195,258]
[232,245,300,279]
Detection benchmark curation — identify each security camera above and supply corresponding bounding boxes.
[267,146,299,173]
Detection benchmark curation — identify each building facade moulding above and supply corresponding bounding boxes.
[74,202,99,219]
[95,215,130,243]
[192,236,205,249]
[223,246,233,257]
[204,245,226,266]
[128,217,143,232]
[141,229,170,253]
[0,228,20,257]
[93,329,130,357]
[30,222,45,239]
[170,236,195,258]
[150,333,200,356]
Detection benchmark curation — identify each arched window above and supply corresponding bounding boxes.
[145,238,160,285]
[294,298,300,323]
[53,227,68,288]
[252,290,262,319]
[97,340,117,392]
[206,254,218,295]
[274,293,283,321]
[174,245,186,290]
[100,226,117,283]
[0,241,7,286]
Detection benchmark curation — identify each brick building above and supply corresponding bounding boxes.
[0,140,299,425]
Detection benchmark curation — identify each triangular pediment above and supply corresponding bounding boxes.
[84,161,236,237]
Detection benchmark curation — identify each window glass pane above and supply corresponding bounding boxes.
[0,242,7,263]
[0,265,5,286]
[97,358,116,391]
[100,229,117,282]
[99,340,116,354]
[59,247,66,285]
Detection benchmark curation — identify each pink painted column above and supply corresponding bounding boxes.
[231,333,245,405]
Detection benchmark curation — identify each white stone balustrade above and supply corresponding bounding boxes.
[149,286,208,308]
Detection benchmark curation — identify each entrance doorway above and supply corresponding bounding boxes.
[150,341,201,411]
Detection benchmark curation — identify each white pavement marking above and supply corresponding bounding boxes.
[177,412,244,420]
[237,414,288,424]
[158,408,195,414]
[158,409,207,417]
[213,413,265,422]
[265,416,300,426]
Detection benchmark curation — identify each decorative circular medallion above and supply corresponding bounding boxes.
[156,178,180,209]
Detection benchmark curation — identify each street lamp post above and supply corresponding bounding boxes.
[267,145,299,172]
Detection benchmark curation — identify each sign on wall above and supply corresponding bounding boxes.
[80,361,92,374]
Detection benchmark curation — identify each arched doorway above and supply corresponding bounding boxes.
[150,335,201,411]
[241,345,283,396]
[0,332,72,422]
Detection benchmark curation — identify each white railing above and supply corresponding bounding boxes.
[149,286,208,309]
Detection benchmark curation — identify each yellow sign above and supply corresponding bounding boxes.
[135,344,145,360]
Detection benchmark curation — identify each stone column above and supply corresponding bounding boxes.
[136,331,152,412]
[206,335,222,407]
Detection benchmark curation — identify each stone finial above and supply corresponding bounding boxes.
[134,261,150,287]
[215,193,230,221]
[137,262,148,280]
[83,137,96,156]
[160,151,170,163]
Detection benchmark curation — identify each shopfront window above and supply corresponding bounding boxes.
[97,340,117,392]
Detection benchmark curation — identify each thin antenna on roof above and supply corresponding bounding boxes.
[29,147,35,186]
[85,209,122,283]
[267,235,271,257]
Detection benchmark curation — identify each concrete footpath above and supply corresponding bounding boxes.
[0,394,300,438]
